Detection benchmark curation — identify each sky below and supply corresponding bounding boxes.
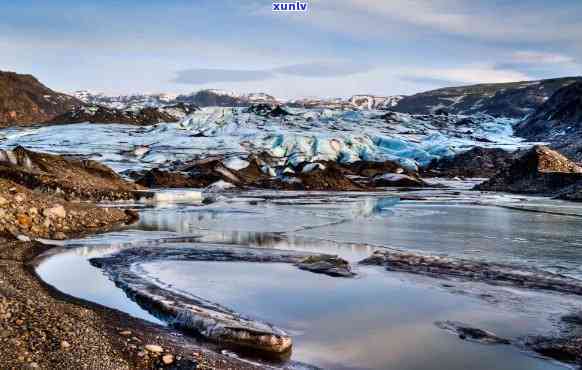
[1,0,581,98]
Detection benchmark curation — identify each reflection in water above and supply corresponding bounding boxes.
[139,261,568,370]
[34,190,582,370]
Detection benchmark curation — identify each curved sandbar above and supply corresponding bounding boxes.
[90,244,354,354]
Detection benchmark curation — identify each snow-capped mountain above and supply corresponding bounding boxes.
[72,89,405,111]
[73,91,178,111]
[71,76,582,117]
[392,77,582,118]
[348,95,405,110]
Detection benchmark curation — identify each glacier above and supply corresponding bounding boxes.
[0,106,528,173]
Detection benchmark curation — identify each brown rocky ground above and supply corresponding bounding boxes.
[0,147,144,201]
[0,179,262,369]
[135,154,427,192]
[423,147,516,178]
[476,145,582,196]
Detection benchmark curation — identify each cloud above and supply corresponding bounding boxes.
[173,61,374,85]
[511,51,575,65]
[400,65,531,87]
[173,68,273,84]
[273,61,373,77]
[288,0,582,44]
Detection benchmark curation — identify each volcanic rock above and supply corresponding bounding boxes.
[475,146,582,195]
[424,147,516,178]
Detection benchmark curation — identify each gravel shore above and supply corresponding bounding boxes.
[0,240,263,369]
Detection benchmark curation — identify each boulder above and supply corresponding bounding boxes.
[475,146,582,195]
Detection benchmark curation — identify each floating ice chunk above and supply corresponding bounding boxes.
[203,180,236,193]
[223,157,249,171]
[261,165,277,177]
[282,167,295,175]
[140,190,203,204]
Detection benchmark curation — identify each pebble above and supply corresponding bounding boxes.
[43,205,66,219]
[60,340,71,349]
[145,344,163,353]
[118,330,132,336]
[162,354,174,365]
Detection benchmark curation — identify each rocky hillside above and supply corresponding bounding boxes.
[0,71,82,127]
[424,147,516,178]
[476,146,582,196]
[392,77,582,118]
[514,81,582,162]
[49,103,197,125]
[176,90,278,107]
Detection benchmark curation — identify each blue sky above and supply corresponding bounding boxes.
[1,0,581,98]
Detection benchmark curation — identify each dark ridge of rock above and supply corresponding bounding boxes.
[526,336,582,365]
[555,181,582,202]
[0,70,82,127]
[475,145,582,195]
[424,147,516,178]
[0,178,136,240]
[159,102,200,118]
[245,104,290,117]
[0,146,143,201]
[341,160,408,178]
[139,150,430,191]
[392,77,582,118]
[435,321,510,345]
[515,80,582,162]
[48,104,186,125]
[562,311,582,325]
[515,81,582,140]
[136,168,213,188]
[292,162,364,191]
[175,90,279,108]
[359,249,582,295]
[295,255,355,277]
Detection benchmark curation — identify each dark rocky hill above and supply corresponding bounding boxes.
[392,77,582,118]
[49,104,197,125]
[0,71,82,127]
[475,146,582,195]
[424,147,516,178]
[514,81,582,162]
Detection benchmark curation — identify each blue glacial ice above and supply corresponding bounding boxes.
[0,107,528,173]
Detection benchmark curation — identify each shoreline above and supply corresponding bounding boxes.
[0,238,263,370]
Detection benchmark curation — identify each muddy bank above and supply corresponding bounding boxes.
[0,146,143,201]
[89,245,354,354]
[360,249,582,295]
